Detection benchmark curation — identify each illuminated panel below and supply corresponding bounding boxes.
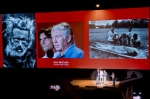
[0,7,149,69]
[1,13,36,68]
[36,7,149,69]
[89,19,148,59]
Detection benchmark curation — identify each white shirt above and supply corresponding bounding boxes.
[108,31,118,41]
[131,37,140,42]
[126,31,132,38]
[42,53,49,58]
[100,70,103,76]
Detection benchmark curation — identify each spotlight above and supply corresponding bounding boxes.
[96,4,100,8]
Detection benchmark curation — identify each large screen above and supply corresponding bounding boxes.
[0,7,149,69]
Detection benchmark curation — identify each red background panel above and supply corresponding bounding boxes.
[36,7,150,69]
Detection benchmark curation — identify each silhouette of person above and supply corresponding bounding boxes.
[110,72,115,86]
[131,72,137,78]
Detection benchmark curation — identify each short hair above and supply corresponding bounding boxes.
[2,16,35,48]
[129,27,132,31]
[51,22,75,44]
[133,33,138,39]
[38,27,52,39]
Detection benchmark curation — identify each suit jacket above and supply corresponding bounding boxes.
[95,71,99,79]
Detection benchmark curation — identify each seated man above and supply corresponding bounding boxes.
[126,27,132,46]
[108,27,119,45]
[131,33,141,47]
[51,22,84,58]
[119,33,128,46]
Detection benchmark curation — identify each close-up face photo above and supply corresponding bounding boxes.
[51,30,68,52]
[2,13,36,68]
[37,22,84,58]
[9,28,29,57]
[39,32,53,52]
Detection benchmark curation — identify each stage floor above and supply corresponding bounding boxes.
[70,80,120,88]
[70,77,142,88]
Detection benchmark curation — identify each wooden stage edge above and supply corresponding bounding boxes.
[70,77,142,88]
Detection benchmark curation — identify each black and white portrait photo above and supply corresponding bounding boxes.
[89,19,149,59]
[2,13,36,68]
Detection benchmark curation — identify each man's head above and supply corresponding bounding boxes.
[2,16,35,58]
[128,27,132,32]
[38,27,54,53]
[51,22,75,53]
[110,27,114,33]
[122,33,127,38]
[133,33,138,40]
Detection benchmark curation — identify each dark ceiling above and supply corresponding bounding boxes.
[0,0,150,13]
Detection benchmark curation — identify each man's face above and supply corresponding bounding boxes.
[39,33,53,52]
[129,28,132,32]
[5,28,29,57]
[51,30,68,52]
[111,27,114,32]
